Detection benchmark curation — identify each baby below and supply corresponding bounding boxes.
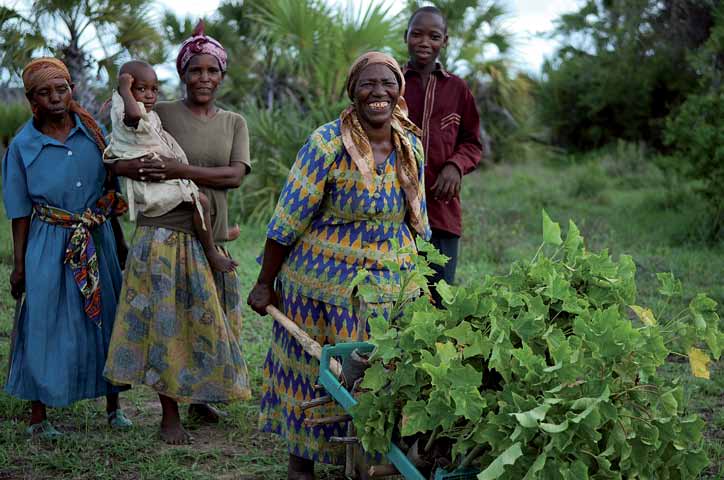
[104,60,236,272]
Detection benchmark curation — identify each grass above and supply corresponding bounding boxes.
[0,146,722,479]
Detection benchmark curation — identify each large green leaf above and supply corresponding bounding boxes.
[542,209,562,246]
[477,442,523,480]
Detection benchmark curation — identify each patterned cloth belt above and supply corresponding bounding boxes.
[33,191,128,327]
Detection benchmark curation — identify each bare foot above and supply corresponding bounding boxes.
[187,404,228,424]
[206,250,238,272]
[226,224,240,242]
[160,421,192,445]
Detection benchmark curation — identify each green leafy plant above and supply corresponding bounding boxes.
[351,211,721,479]
[663,3,724,239]
[0,102,30,147]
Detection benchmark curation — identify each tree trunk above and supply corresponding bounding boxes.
[60,42,98,115]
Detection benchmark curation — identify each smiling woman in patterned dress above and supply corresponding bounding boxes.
[247,52,431,480]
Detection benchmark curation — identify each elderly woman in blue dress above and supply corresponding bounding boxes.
[2,58,131,437]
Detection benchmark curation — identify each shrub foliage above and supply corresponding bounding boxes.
[352,212,721,478]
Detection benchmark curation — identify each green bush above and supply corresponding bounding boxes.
[537,0,712,151]
[0,102,30,148]
[538,50,691,150]
[662,4,724,239]
[663,92,724,239]
[352,212,722,478]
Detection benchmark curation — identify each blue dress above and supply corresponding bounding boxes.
[2,115,126,407]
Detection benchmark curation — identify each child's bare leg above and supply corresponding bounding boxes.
[193,193,238,272]
[159,394,191,444]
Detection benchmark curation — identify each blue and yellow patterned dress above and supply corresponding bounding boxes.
[259,119,430,464]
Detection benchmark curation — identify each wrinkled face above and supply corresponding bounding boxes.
[29,77,73,119]
[353,64,400,129]
[182,54,224,104]
[130,67,159,113]
[405,11,448,67]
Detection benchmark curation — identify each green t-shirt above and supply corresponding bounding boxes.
[137,100,251,242]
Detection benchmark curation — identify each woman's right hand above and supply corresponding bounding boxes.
[10,268,25,300]
[109,155,166,182]
[247,282,278,316]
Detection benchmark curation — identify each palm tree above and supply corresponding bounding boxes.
[0,0,165,112]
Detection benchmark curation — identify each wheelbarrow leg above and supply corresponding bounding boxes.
[345,421,356,478]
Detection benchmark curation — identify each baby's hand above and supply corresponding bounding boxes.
[118,73,134,91]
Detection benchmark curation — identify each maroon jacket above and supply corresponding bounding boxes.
[403,63,482,236]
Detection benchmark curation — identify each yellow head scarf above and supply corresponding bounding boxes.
[340,52,425,236]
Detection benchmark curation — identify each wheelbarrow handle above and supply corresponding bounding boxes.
[266,305,343,379]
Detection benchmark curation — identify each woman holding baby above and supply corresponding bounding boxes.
[103,21,251,444]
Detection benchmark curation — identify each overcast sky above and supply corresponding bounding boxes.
[159,0,581,74]
[0,0,581,75]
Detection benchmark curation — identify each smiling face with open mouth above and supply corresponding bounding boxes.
[352,63,401,130]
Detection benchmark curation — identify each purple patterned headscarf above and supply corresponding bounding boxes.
[175,20,227,76]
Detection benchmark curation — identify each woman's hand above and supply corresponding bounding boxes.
[152,155,187,181]
[10,268,25,300]
[109,155,166,182]
[247,282,278,316]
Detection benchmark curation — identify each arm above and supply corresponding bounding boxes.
[246,130,333,315]
[162,161,246,189]
[431,87,483,201]
[445,86,483,176]
[118,73,142,129]
[2,145,33,299]
[10,217,30,299]
[247,238,291,315]
[148,114,251,189]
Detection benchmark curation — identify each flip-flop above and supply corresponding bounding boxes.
[107,409,133,429]
[27,420,63,440]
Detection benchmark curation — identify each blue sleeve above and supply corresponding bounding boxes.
[2,144,32,219]
[266,131,333,246]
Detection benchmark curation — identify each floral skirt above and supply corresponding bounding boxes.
[104,227,251,403]
[259,286,390,465]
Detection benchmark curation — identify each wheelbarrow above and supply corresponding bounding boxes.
[267,306,480,480]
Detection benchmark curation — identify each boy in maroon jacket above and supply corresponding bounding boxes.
[403,6,483,301]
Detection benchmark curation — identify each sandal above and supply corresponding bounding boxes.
[107,409,133,429]
[27,420,63,439]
